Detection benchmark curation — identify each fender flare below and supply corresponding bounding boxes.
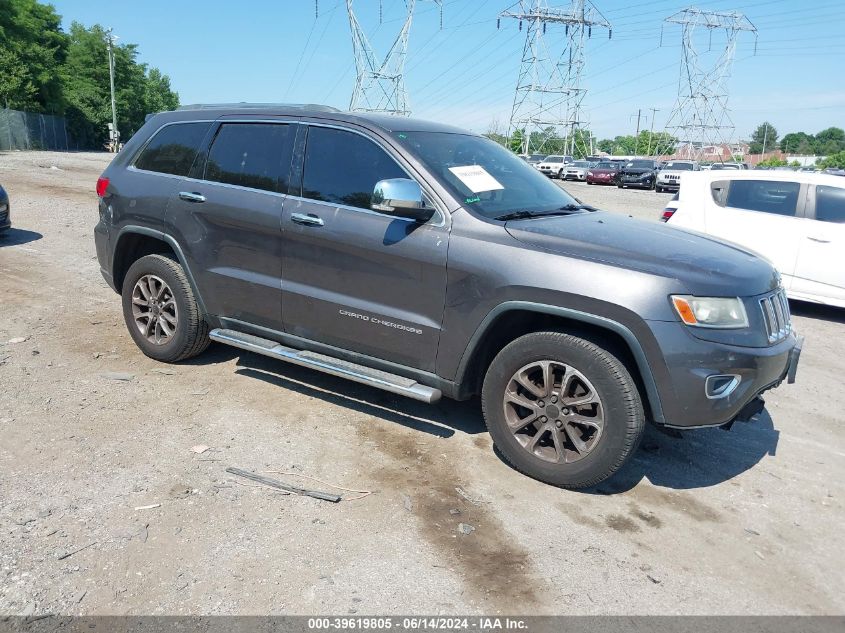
[455,301,665,424]
[114,225,208,316]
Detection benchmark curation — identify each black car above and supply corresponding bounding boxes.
[618,159,660,190]
[0,184,10,232]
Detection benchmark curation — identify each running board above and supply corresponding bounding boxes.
[209,328,441,404]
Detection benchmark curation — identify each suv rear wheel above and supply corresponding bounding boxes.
[481,331,644,489]
[121,254,210,362]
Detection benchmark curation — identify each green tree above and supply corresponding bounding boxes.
[61,22,179,147]
[749,121,778,155]
[780,131,815,154]
[819,151,845,169]
[0,0,68,110]
[757,157,788,167]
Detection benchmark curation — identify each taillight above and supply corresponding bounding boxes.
[96,177,110,197]
[660,208,675,222]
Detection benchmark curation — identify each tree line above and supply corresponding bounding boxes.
[749,121,845,168]
[0,0,178,149]
[485,124,678,158]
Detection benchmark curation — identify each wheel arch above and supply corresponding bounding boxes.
[454,302,665,424]
[112,226,207,316]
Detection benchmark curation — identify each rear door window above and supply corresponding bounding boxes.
[204,123,294,193]
[300,126,406,210]
[725,179,800,216]
[815,185,845,223]
[134,122,210,176]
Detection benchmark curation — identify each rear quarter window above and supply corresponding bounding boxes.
[134,122,210,176]
[725,179,800,216]
[815,185,845,223]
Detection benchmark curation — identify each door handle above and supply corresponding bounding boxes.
[179,191,206,203]
[807,236,831,243]
[291,212,324,227]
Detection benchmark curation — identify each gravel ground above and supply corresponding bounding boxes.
[0,151,843,616]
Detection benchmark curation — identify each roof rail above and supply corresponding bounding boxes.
[176,102,340,113]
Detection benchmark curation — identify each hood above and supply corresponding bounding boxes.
[590,167,618,174]
[505,212,780,296]
[622,167,655,174]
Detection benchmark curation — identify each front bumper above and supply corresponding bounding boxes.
[620,174,654,188]
[657,179,680,190]
[587,173,616,184]
[646,320,801,429]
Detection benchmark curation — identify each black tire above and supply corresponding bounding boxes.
[121,254,210,363]
[618,184,624,189]
[481,331,644,489]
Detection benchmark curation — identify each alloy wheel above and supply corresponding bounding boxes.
[502,360,604,463]
[131,274,178,345]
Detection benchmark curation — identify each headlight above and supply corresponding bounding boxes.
[587,171,593,176]
[671,296,749,328]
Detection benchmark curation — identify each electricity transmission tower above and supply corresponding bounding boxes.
[499,0,611,156]
[342,0,442,116]
[662,8,757,161]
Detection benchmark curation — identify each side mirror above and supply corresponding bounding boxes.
[371,178,434,223]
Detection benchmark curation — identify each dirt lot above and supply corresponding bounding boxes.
[1,151,843,616]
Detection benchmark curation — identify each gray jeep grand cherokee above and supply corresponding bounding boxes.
[94,104,802,489]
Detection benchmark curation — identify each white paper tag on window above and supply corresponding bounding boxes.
[448,165,504,193]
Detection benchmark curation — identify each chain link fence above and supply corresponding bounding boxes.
[0,108,74,151]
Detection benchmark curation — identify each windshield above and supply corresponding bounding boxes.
[394,132,579,219]
[594,162,615,169]
[572,161,590,168]
[528,154,546,161]
[626,160,655,169]
[662,162,694,170]
[545,156,563,163]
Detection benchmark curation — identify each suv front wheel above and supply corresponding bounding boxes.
[121,254,210,363]
[481,332,644,489]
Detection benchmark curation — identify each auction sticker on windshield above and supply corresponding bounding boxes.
[448,165,504,193]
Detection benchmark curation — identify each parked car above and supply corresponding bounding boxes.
[655,160,699,193]
[667,170,845,308]
[518,153,547,167]
[94,104,801,489]
[537,155,573,178]
[586,161,622,185]
[561,160,593,181]
[710,162,743,171]
[618,159,660,190]
[823,167,845,177]
[659,192,680,222]
[527,153,547,167]
[0,184,9,233]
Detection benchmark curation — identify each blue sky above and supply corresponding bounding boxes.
[49,0,844,141]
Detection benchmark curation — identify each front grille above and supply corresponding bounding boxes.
[760,290,791,343]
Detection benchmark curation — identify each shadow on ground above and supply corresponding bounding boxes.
[186,343,779,493]
[0,228,42,247]
[789,299,845,324]
[587,410,779,494]
[184,344,485,438]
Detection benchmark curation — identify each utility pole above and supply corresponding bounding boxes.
[761,123,768,157]
[646,107,659,156]
[500,0,611,156]
[630,109,644,156]
[662,8,757,162]
[105,28,119,152]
